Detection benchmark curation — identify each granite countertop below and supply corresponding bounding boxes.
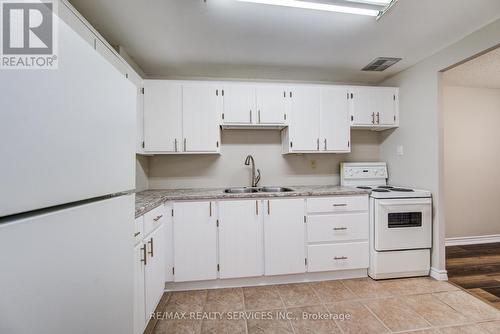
[135,185,370,218]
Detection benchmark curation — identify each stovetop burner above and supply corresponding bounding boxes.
[372,189,390,192]
[378,186,394,189]
[357,186,372,190]
[390,188,415,192]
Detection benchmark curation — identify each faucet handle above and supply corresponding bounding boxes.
[255,169,261,187]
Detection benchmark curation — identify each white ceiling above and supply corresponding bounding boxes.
[444,46,500,89]
[68,0,500,84]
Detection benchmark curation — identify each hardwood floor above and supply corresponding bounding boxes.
[446,242,500,310]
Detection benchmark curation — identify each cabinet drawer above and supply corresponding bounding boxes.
[134,216,144,244]
[307,213,368,243]
[307,242,369,272]
[307,196,368,213]
[144,205,167,236]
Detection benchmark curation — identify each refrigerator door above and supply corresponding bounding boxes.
[0,14,136,217]
[0,194,134,334]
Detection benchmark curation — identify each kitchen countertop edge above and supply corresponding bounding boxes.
[135,186,370,218]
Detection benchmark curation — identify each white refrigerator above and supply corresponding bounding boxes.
[0,10,136,334]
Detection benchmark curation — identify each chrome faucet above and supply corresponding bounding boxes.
[244,155,261,187]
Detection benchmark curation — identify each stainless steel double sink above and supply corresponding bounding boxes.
[224,186,294,194]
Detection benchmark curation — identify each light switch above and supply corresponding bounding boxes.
[397,145,404,156]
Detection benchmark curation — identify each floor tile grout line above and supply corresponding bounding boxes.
[361,302,395,333]
[275,285,297,334]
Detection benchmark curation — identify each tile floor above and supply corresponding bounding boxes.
[150,277,500,334]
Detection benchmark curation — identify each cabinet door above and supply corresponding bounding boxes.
[133,243,146,334]
[144,224,166,317]
[222,85,255,124]
[350,87,398,127]
[374,87,398,126]
[349,87,376,126]
[289,87,320,152]
[264,198,306,276]
[182,84,221,152]
[219,200,263,279]
[173,201,218,282]
[320,87,351,152]
[143,81,182,152]
[255,86,288,124]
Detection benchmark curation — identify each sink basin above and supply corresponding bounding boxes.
[223,186,295,194]
[224,187,260,194]
[259,186,295,193]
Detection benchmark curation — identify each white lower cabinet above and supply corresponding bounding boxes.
[218,200,264,279]
[133,210,167,334]
[306,195,369,274]
[173,201,218,282]
[166,195,369,285]
[144,223,166,317]
[264,198,306,276]
[308,242,369,272]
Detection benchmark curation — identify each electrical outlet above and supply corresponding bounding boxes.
[310,160,317,169]
[397,145,404,156]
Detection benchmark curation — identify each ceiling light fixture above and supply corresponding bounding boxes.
[236,0,381,17]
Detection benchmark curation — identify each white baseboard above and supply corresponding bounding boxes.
[445,234,500,246]
[430,267,448,281]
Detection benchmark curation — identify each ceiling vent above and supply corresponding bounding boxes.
[362,57,402,71]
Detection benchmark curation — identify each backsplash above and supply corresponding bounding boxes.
[146,130,381,189]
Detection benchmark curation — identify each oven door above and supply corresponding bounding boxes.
[374,198,432,251]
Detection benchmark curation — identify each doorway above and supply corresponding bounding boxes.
[442,46,500,310]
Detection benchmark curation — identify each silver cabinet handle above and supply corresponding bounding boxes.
[372,112,375,124]
[256,200,259,215]
[317,138,320,151]
[153,215,163,221]
[324,138,327,151]
[334,256,348,260]
[141,245,147,265]
[258,110,261,123]
[333,227,348,231]
[184,138,187,151]
[333,204,347,207]
[148,238,154,257]
[174,138,178,152]
[209,202,212,217]
[376,112,380,124]
[250,110,252,123]
[134,232,141,237]
[267,200,270,215]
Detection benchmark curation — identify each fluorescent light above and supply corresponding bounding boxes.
[345,0,392,5]
[236,0,381,16]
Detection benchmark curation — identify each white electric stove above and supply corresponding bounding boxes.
[341,162,432,279]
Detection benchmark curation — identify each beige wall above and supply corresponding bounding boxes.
[148,130,380,189]
[443,86,500,238]
[135,155,150,191]
[380,18,500,274]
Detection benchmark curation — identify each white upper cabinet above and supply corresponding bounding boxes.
[283,86,351,154]
[182,84,221,152]
[320,87,351,152]
[143,81,221,154]
[288,86,321,152]
[218,200,264,279]
[173,201,218,282]
[143,81,182,152]
[350,87,399,129]
[255,86,289,125]
[222,85,255,124]
[264,198,306,276]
